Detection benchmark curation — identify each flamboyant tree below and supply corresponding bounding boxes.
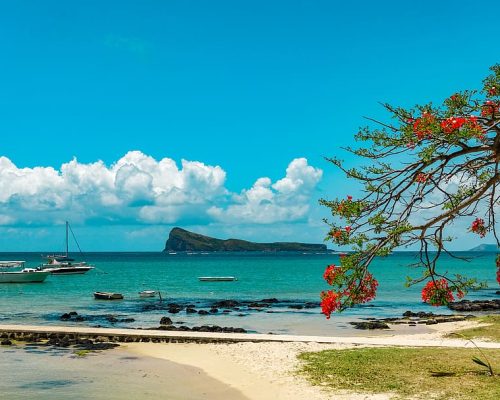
[320,65,500,318]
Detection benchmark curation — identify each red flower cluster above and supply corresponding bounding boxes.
[344,272,378,304]
[488,86,498,96]
[471,218,487,238]
[421,279,454,306]
[441,117,467,133]
[323,264,343,285]
[481,100,499,117]
[320,290,341,319]
[415,173,430,183]
[412,112,436,140]
[337,195,353,213]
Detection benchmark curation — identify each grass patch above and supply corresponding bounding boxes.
[447,315,500,342]
[74,350,91,357]
[298,347,500,400]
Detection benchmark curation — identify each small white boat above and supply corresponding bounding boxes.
[0,262,50,283]
[198,276,237,282]
[139,290,156,298]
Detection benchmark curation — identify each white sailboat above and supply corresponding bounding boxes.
[0,261,50,283]
[39,222,95,275]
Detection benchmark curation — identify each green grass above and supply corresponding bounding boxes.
[74,349,91,357]
[447,315,500,342]
[298,347,500,400]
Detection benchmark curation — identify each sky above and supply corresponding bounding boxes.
[0,0,499,251]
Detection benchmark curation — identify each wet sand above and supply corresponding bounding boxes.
[0,345,247,400]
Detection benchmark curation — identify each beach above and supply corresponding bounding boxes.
[2,318,498,400]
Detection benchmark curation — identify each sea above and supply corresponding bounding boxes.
[0,251,498,336]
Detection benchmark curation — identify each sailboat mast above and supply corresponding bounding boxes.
[65,221,69,257]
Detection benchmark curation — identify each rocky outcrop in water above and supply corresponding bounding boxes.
[448,299,500,311]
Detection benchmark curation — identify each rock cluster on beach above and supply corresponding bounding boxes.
[448,299,500,312]
[351,311,475,330]
[59,311,135,324]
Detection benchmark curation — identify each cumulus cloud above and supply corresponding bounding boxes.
[208,158,323,224]
[0,152,322,227]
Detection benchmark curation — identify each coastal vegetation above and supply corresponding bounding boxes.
[320,65,500,316]
[448,315,500,342]
[298,347,500,399]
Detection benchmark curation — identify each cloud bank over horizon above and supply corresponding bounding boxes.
[0,151,322,228]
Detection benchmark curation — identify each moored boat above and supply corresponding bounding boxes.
[198,276,237,282]
[39,221,95,275]
[94,292,124,300]
[0,262,50,283]
[139,290,156,298]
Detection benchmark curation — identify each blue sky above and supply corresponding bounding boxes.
[0,0,498,251]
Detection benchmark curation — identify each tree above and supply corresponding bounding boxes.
[320,65,500,318]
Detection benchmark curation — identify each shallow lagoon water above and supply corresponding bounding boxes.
[0,251,497,335]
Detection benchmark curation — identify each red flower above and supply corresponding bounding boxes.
[470,218,487,238]
[347,195,353,201]
[412,112,436,140]
[481,100,499,117]
[345,226,351,234]
[331,230,342,239]
[323,264,343,285]
[415,173,430,183]
[488,86,497,96]
[421,279,454,306]
[320,290,341,319]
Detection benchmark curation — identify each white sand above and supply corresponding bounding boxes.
[126,320,491,400]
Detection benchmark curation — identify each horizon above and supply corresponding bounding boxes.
[1,0,499,251]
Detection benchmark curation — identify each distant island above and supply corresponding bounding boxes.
[468,244,499,252]
[163,227,327,252]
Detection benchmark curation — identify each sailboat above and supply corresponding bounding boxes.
[39,222,95,275]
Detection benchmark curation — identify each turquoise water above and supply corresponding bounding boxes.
[0,252,497,335]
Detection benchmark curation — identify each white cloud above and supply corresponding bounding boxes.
[208,157,323,224]
[0,152,322,227]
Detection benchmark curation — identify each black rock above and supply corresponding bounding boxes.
[106,315,119,323]
[198,310,209,315]
[186,308,197,314]
[60,313,71,321]
[160,316,173,325]
[1,339,12,346]
[210,308,219,313]
[75,316,86,322]
[260,298,279,303]
[69,311,78,316]
[247,302,268,308]
[288,305,303,310]
[448,299,500,312]
[402,311,435,318]
[119,318,135,323]
[213,300,240,308]
[349,321,390,330]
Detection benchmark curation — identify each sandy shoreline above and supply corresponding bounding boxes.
[2,319,497,400]
[122,319,496,400]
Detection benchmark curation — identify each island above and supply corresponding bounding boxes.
[163,227,327,252]
[468,244,499,252]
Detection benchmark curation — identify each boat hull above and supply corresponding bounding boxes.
[198,277,237,282]
[0,271,50,283]
[94,292,123,300]
[43,266,94,275]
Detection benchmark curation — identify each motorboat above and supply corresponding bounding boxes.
[39,221,95,275]
[198,276,237,282]
[94,292,124,300]
[40,259,94,275]
[0,261,50,283]
[139,290,156,298]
